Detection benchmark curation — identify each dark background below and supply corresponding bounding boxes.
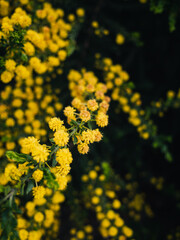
[51,0,180,239]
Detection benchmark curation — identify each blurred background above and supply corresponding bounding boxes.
[1,0,180,239]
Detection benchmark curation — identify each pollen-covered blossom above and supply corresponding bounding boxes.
[32,169,43,182]
[55,175,68,191]
[56,148,73,165]
[48,117,64,131]
[71,97,82,110]
[32,186,46,199]
[64,106,76,119]
[81,129,96,144]
[79,109,91,122]
[53,129,69,147]
[77,142,89,154]
[21,136,39,153]
[99,100,109,113]
[5,163,21,181]
[5,59,16,72]
[31,144,49,163]
[53,164,71,176]
[96,112,108,127]
[93,129,103,142]
[87,99,99,111]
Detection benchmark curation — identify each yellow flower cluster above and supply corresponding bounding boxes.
[21,137,50,162]
[48,117,72,190]
[81,164,134,239]
[70,226,93,240]
[91,21,109,37]
[0,1,77,157]
[66,69,110,153]
[16,189,65,240]
[150,89,180,117]
[95,56,154,140]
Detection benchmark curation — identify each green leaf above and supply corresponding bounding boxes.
[6,151,26,163]
[26,180,34,194]
[52,155,57,167]
[1,205,18,240]
[6,151,33,163]
[67,40,76,56]
[70,119,80,126]
[165,152,173,162]
[43,168,59,190]
[102,162,111,178]
[73,135,78,144]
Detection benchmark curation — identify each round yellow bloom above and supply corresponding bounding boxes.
[92,21,99,28]
[89,170,97,179]
[112,199,121,209]
[106,190,115,198]
[79,109,91,122]
[107,210,115,220]
[115,217,124,227]
[56,148,73,165]
[54,164,71,176]
[101,218,110,228]
[91,196,100,204]
[81,175,88,182]
[28,231,41,240]
[76,230,85,239]
[99,174,106,182]
[56,175,68,190]
[71,98,82,110]
[93,129,103,142]
[5,59,16,72]
[77,142,89,154]
[108,226,118,237]
[54,130,69,147]
[14,109,24,119]
[76,8,85,17]
[6,118,15,127]
[19,229,28,240]
[34,212,44,223]
[6,142,16,150]
[1,71,13,83]
[31,144,49,163]
[0,173,8,185]
[26,201,35,211]
[32,186,46,199]
[32,169,43,182]
[167,90,175,99]
[24,42,35,56]
[96,112,108,127]
[95,188,103,196]
[52,191,65,204]
[49,117,64,131]
[116,34,125,45]
[58,50,67,61]
[81,129,96,144]
[84,225,93,233]
[122,226,133,237]
[21,137,39,152]
[20,0,29,5]
[15,65,30,80]
[87,99,99,111]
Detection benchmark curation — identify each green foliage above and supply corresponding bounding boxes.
[150,0,180,31]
